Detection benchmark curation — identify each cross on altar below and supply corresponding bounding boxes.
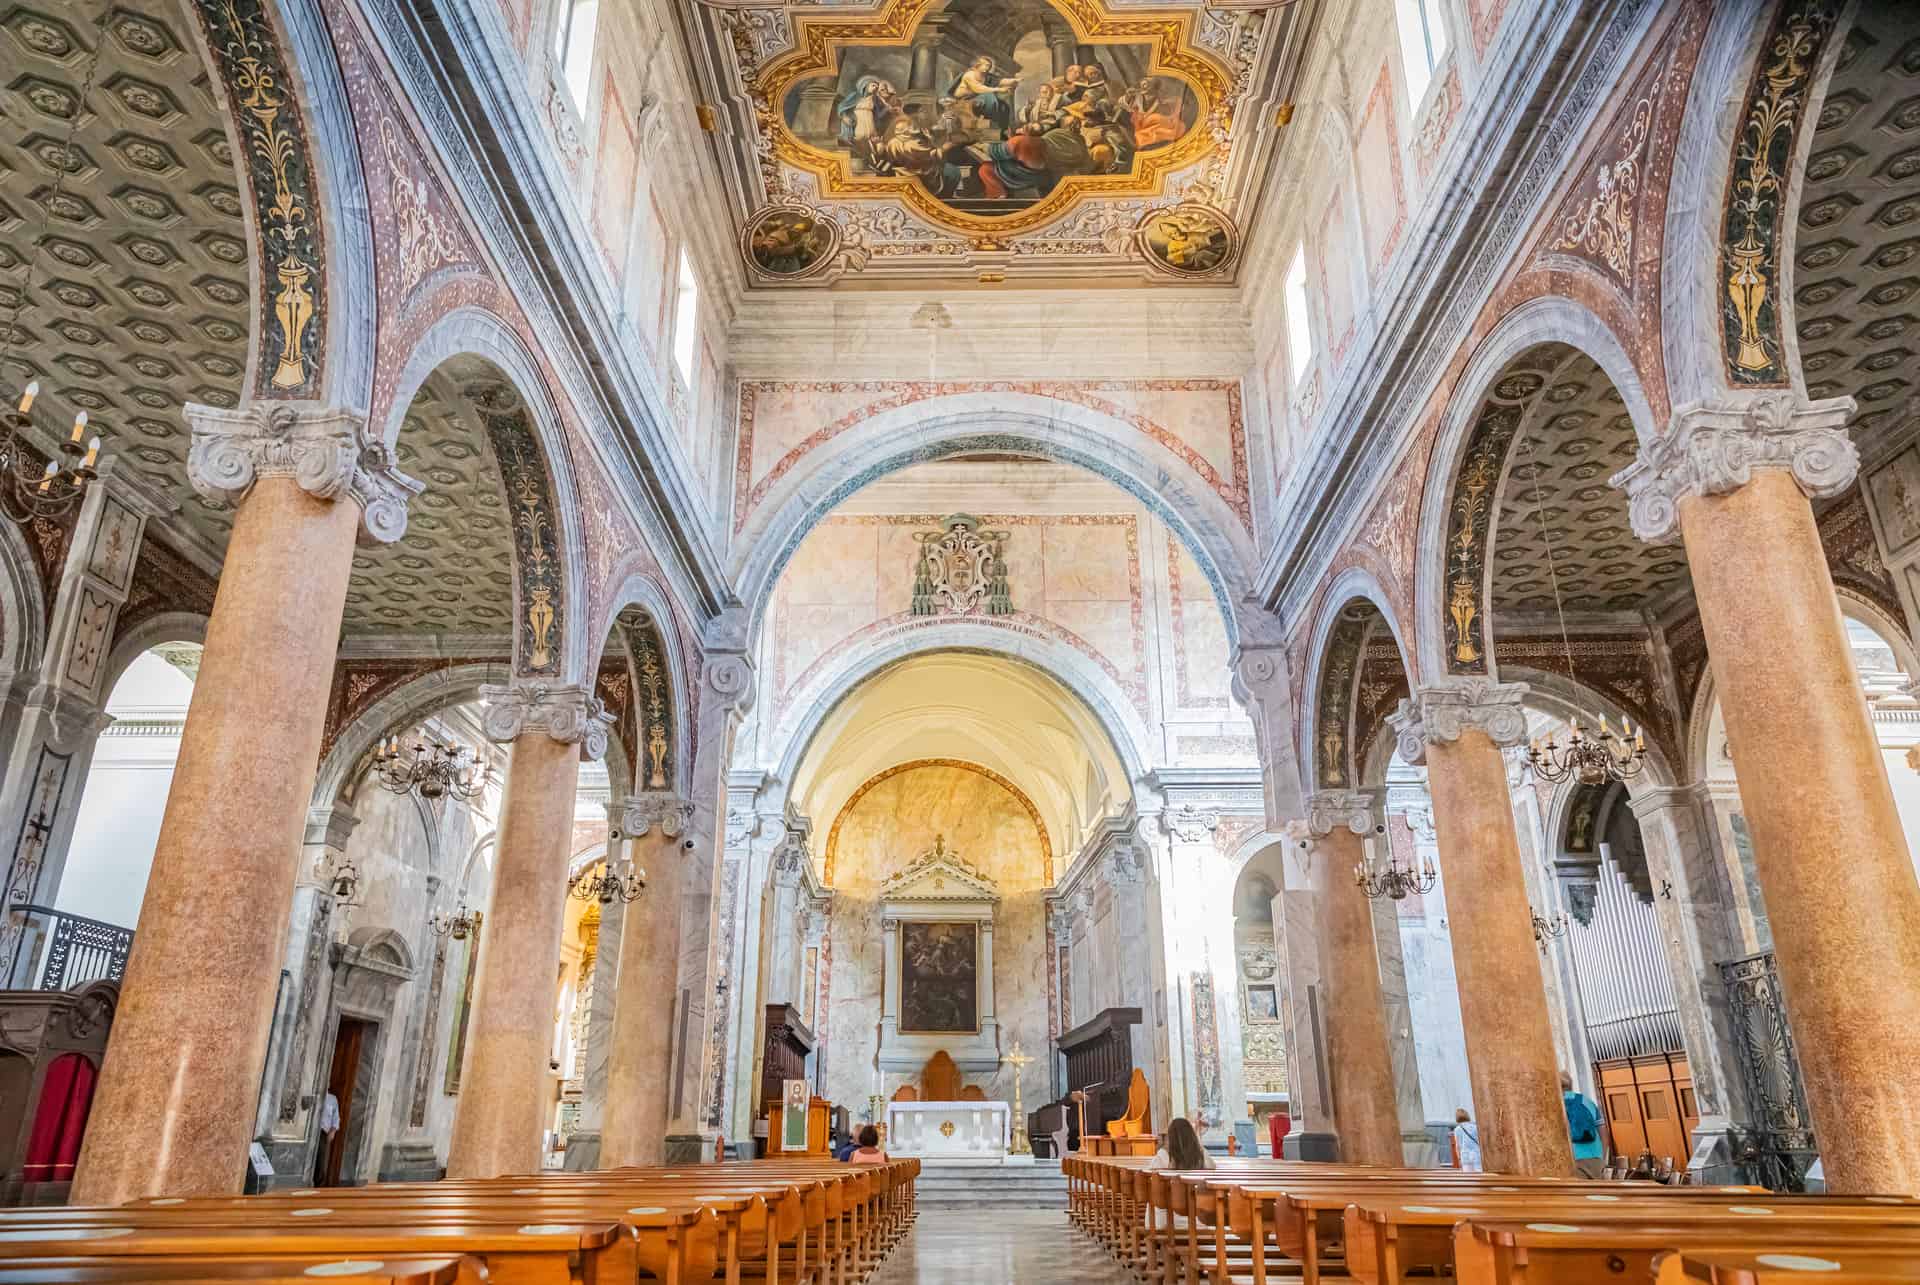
[1002,1042,1034,1155]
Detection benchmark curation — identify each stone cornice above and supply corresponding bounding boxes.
[357,0,732,625]
[1257,0,1657,627]
[1614,394,1859,543]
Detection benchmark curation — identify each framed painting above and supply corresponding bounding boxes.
[899,920,978,1033]
[1245,984,1279,1023]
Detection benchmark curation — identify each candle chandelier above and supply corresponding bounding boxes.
[431,898,480,940]
[1354,851,1437,901]
[0,4,111,524]
[1514,432,1647,786]
[569,856,646,906]
[371,734,489,803]
[1532,906,1570,947]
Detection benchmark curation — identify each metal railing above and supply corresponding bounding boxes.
[4,905,134,991]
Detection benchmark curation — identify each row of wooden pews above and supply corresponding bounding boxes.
[0,1157,917,1284]
[1066,1152,1920,1285]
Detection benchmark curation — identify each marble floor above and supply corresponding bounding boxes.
[871,1207,1125,1282]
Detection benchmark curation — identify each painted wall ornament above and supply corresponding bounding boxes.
[1719,2,1839,384]
[190,0,327,397]
[743,204,842,279]
[466,383,567,677]
[911,513,1011,616]
[623,616,677,791]
[1441,405,1521,672]
[1135,203,1238,279]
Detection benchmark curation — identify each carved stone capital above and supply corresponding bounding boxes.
[771,830,810,885]
[619,791,694,839]
[479,682,612,759]
[1612,394,1857,544]
[1161,803,1220,846]
[1305,789,1380,837]
[1229,642,1289,706]
[1100,841,1145,888]
[1388,679,1530,764]
[185,403,423,545]
[881,917,899,933]
[704,651,756,718]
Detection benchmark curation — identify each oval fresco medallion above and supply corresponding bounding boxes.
[743,205,842,280]
[1135,203,1238,279]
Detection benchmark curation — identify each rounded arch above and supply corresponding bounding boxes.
[1508,665,1683,792]
[0,520,48,678]
[1659,0,1849,407]
[310,661,511,813]
[1414,296,1663,680]
[457,833,496,897]
[1299,568,1415,794]
[99,613,209,706]
[567,841,610,883]
[594,568,694,798]
[733,396,1258,647]
[379,307,592,683]
[1835,587,1920,680]
[344,925,416,974]
[765,622,1154,789]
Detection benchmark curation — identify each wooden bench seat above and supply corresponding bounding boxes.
[1458,1216,1920,1285]
[0,1255,479,1284]
[1656,1246,1920,1285]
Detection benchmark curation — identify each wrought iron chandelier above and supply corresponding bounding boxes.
[1532,906,1570,946]
[0,4,110,524]
[1354,851,1437,901]
[570,857,646,906]
[431,898,480,940]
[371,734,489,802]
[1515,432,1647,786]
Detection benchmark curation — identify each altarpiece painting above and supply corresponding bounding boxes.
[899,921,979,1033]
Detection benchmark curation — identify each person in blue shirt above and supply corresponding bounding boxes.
[1560,1070,1606,1178]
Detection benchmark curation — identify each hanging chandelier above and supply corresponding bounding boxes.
[1532,906,1570,946]
[431,898,480,940]
[1354,851,1437,901]
[0,3,110,524]
[1515,432,1647,786]
[371,734,489,802]
[570,857,646,906]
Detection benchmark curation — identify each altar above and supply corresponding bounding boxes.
[886,1100,1033,1167]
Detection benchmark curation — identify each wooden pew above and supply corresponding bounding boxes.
[1657,1246,1920,1285]
[0,1258,479,1284]
[1457,1214,1920,1285]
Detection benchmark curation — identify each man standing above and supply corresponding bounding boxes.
[1560,1070,1606,1178]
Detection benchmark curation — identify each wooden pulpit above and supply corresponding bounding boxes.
[765,1095,831,1155]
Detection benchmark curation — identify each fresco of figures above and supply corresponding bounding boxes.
[780,0,1200,217]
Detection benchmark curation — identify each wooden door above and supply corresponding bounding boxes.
[317,1017,368,1187]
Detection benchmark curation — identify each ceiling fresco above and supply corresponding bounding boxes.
[707,0,1306,287]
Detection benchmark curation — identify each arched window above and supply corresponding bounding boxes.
[1394,0,1450,105]
[555,0,599,107]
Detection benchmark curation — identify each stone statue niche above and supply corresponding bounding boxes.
[877,836,1001,1073]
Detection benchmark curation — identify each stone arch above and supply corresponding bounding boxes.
[766,622,1154,791]
[733,395,1258,648]
[823,758,1054,884]
[1414,297,1662,681]
[344,924,415,974]
[99,613,208,704]
[0,521,49,679]
[180,0,378,410]
[593,570,693,798]
[1300,569,1415,793]
[379,307,590,682]
[309,661,510,814]
[1659,0,1850,407]
[567,840,610,884]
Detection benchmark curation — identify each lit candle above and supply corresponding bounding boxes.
[17,381,37,414]
[68,410,87,443]
[81,435,98,469]
[37,460,56,493]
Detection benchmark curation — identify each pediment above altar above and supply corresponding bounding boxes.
[880,836,999,904]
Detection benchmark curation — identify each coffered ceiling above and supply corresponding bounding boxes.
[1793,5,1920,447]
[691,0,1311,288]
[1489,350,1691,618]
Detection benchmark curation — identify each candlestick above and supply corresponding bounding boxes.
[17,381,37,414]
[68,410,87,442]
[81,436,98,470]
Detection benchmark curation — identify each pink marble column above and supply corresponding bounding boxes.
[73,406,418,1203]
[446,685,609,1178]
[601,793,694,1168]
[1307,793,1402,1167]
[1391,683,1573,1177]
[1619,397,1920,1193]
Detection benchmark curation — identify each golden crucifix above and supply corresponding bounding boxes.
[1003,1042,1035,1155]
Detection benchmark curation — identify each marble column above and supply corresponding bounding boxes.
[601,791,694,1168]
[1275,831,1336,1159]
[563,803,629,1172]
[1617,394,1920,1193]
[1306,791,1402,1166]
[72,405,419,1203]
[1390,681,1572,1177]
[445,684,609,1179]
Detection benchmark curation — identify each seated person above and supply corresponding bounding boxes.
[1151,1116,1214,1170]
[847,1124,888,1165]
[834,1133,859,1162]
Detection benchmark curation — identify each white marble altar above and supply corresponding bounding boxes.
[886,1100,1032,1166]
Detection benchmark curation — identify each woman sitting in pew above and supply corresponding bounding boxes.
[847,1124,889,1165]
[1152,1117,1215,1170]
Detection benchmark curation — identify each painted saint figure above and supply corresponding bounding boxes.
[837,76,901,154]
[949,56,1021,138]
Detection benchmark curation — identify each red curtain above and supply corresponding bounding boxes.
[23,1053,97,1182]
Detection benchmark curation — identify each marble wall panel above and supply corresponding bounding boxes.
[822,765,1050,1109]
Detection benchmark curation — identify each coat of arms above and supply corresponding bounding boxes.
[911,514,1012,617]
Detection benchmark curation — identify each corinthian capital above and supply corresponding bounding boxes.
[1160,802,1220,845]
[1388,678,1530,764]
[1306,789,1380,837]
[620,790,693,839]
[479,682,612,758]
[185,402,423,545]
[1612,393,1857,544]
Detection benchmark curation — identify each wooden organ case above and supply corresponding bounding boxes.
[1030,1005,1142,1154]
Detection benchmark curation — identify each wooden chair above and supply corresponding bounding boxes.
[959,1086,986,1102]
[921,1051,960,1101]
[889,1085,918,1102]
[1105,1068,1153,1154]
